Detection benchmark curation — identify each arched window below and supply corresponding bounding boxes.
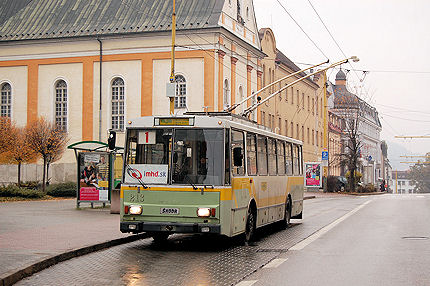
[238,85,244,110]
[223,79,230,109]
[55,80,67,131]
[175,75,187,108]
[0,83,11,118]
[111,77,125,131]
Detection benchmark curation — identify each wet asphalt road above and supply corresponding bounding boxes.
[16,194,429,286]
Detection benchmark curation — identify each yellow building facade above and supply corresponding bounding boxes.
[258,28,325,163]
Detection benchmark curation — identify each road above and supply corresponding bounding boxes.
[16,194,430,286]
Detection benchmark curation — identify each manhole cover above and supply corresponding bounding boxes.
[402,236,429,240]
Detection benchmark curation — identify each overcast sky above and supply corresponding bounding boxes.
[253,0,430,170]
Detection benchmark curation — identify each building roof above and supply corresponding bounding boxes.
[275,48,319,87]
[0,0,224,42]
[335,69,346,81]
[331,82,382,128]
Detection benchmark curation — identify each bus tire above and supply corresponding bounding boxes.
[245,207,256,243]
[282,197,291,229]
[152,232,170,243]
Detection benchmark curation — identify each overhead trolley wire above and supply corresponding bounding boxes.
[275,0,329,61]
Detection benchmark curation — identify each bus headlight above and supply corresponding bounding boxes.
[129,205,143,215]
[197,208,211,217]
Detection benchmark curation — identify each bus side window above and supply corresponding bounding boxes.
[231,130,245,176]
[277,140,285,175]
[285,142,293,175]
[268,138,277,175]
[246,133,257,176]
[225,129,231,185]
[257,135,268,175]
[299,145,303,175]
[293,144,300,175]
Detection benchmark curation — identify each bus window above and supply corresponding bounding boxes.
[285,142,293,175]
[299,145,303,175]
[225,129,231,185]
[257,135,268,175]
[231,130,245,176]
[246,132,257,176]
[293,144,300,175]
[277,140,285,174]
[126,129,172,166]
[172,129,224,185]
[268,138,277,175]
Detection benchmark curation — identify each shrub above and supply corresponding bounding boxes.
[0,184,44,198]
[46,182,77,197]
[357,183,377,193]
[19,181,40,190]
[327,176,337,192]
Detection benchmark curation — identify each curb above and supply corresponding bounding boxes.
[0,233,150,286]
[303,196,316,200]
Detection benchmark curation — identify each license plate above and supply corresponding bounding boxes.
[160,208,180,215]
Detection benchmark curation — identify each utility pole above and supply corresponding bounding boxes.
[169,0,176,115]
[322,71,328,192]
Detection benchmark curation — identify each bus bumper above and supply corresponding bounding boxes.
[120,221,221,234]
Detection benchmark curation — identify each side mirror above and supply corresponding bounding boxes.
[233,147,243,167]
[108,130,116,150]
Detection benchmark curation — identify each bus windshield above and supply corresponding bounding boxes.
[125,128,224,186]
[172,129,224,186]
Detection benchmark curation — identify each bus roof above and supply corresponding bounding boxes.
[126,112,303,145]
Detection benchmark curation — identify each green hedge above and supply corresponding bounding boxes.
[0,185,44,198]
[46,182,77,197]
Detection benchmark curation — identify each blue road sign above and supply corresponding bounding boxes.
[322,151,329,161]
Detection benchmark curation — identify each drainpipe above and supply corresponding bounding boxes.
[97,38,103,142]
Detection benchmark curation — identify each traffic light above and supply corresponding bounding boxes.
[108,130,116,150]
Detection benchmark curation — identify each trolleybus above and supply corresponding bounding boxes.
[120,112,304,242]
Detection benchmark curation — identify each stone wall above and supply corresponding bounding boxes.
[0,163,76,185]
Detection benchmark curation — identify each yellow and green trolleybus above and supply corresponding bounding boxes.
[120,112,304,242]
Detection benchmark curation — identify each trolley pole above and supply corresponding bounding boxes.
[169,0,176,114]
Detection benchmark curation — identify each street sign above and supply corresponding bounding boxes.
[322,151,328,161]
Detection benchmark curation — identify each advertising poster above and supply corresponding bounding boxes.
[305,162,322,187]
[79,153,110,202]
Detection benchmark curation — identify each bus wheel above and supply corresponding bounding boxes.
[283,197,291,229]
[152,233,169,243]
[245,208,256,243]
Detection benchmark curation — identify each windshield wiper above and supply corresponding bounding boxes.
[125,164,149,189]
[183,174,198,190]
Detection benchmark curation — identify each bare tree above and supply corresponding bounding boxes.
[26,118,68,192]
[331,91,363,192]
[340,113,362,191]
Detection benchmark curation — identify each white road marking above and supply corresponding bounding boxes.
[289,200,372,251]
[417,195,425,198]
[235,280,258,286]
[263,258,288,269]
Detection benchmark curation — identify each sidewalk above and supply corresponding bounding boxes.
[0,199,144,286]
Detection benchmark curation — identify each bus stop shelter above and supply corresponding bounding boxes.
[67,141,120,209]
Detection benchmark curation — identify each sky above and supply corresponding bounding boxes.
[253,0,430,170]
